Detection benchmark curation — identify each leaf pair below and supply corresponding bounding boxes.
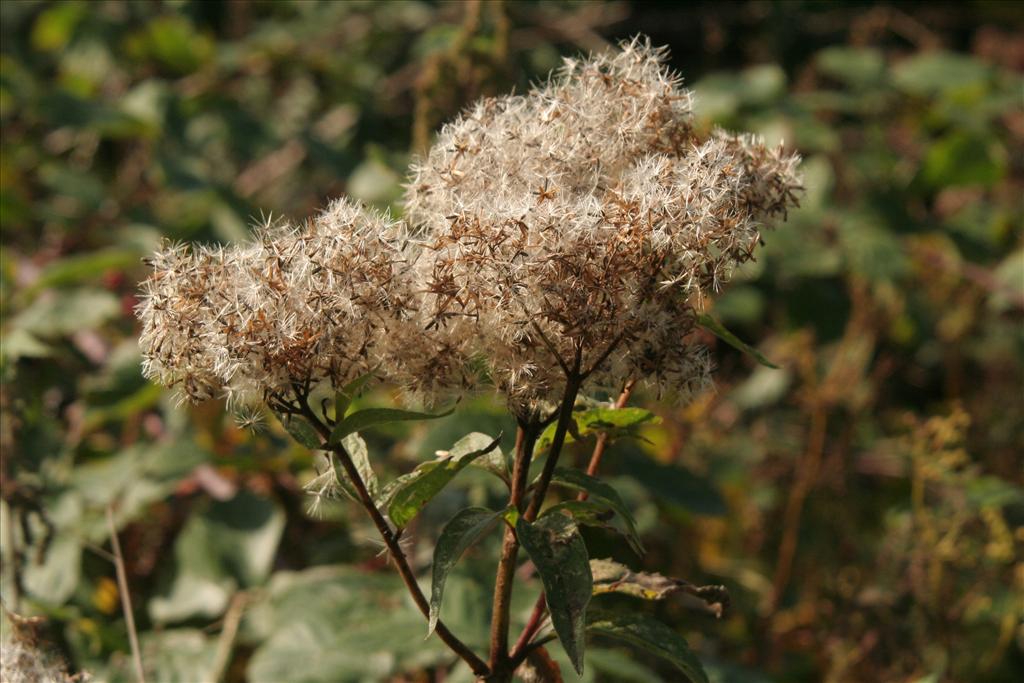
[274,371,454,451]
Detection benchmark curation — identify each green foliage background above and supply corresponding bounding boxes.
[1,1,1022,681]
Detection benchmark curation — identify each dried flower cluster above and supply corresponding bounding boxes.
[137,39,801,412]
[406,38,801,408]
[137,200,417,407]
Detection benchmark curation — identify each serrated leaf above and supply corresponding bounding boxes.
[539,407,658,450]
[587,610,709,683]
[273,412,321,450]
[428,507,502,634]
[697,313,778,368]
[334,370,377,421]
[547,468,642,554]
[387,434,501,528]
[542,500,643,556]
[516,514,592,674]
[329,406,453,445]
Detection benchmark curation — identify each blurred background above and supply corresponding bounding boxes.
[1,1,1022,681]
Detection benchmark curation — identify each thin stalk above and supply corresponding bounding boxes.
[582,378,636,481]
[106,505,146,683]
[769,404,828,611]
[487,349,583,681]
[332,442,489,676]
[207,592,247,683]
[487,423,539,677]
[293,396,489,677]
[523,371,582,522]
[511,377,636,663]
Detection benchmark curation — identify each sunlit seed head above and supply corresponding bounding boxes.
[404,37,802,407]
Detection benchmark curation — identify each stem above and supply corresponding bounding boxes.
[332,442,489,676]
[487,348,583,680]
[487,423,539,677]
[0,498,20,613]
[511,377,635,663]
[510,593,547,661]
[107,505,146,683]
[292,394,489,677]
[208,592,246,683]
[523,370,582,522]
[582,378,636,481]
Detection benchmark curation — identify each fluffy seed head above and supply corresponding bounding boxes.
[405,37,802,410]
[137,199,417,407]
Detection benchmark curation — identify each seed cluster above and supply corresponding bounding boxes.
[137,39,801,412]
[405,38,801,408]
[138,200,416,407]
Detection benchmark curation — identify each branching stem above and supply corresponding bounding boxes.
[510,376,636,665]
[487,423,539,678]
[294,391,489,677]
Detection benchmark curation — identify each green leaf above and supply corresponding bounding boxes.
[587,610,709,683]
[274,412,321,450]
[539,407,659,450]
[10,287,121,338]
[246,566,457,683]
[31,2,86,53]
[816,47,885,89]
[516,513,593,674]
[329,406,454,445]
[105,629,218,683]
[542,500,643,556]
[918,132,1007,190]
[330,433,377,501]
[697,313,778,368]
[334,370,377,421]
[428,507,502,634]
[24,248,141,297]
[387,434,501,528]
[548,468,642,554]
[150,491,285,623]
[891,51,992,96]
[450,431,508,482]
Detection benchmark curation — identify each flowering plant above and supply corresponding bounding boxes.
[137,38,800,682]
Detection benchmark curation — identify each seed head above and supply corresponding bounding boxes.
[404,37,802,410]
[137,199,417,407]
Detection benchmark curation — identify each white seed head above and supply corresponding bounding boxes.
[138,38,801,413]
[404,37,802,409]
[137,199,420,407]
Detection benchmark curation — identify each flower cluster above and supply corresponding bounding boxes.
[138,39,801,413]
[405,38,801,408]
[137,199,416,407]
